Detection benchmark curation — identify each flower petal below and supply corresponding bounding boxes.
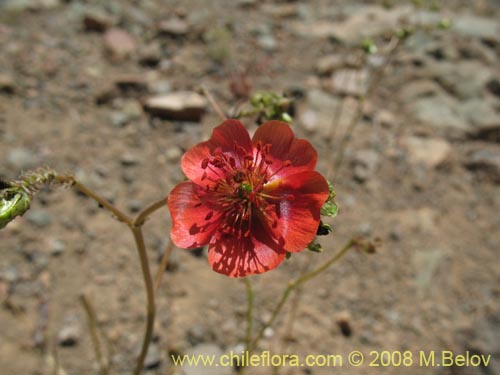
[262,171,329,252]
[207,231,287,277]
[181,120,253,186]
[167,181,222,248]
[252,121,318,179]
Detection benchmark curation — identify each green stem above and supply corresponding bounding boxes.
[243,278,254,350]
[248,240,354,353]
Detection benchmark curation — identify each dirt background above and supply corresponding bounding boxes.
[1,0,499,374]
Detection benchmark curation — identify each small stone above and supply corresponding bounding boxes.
[144,91,207,121]
[103,28,137,60]
[50,239,65,257]
[128,200,142,213]
[83,11,115,32]
[0,73,15,94]
[166,146,182,161]
[329,68,368,97]
[399,79,442,102]
[335,311,353,337]
[352,149,379,182]
[410,94,467,130]
[315,54,347,75]
[120,153,141,166]
[465,149,500,183]
[26,210,53,228]
[257,34,277,52]
[58,321,81,347]
[158,18,190,36]
[405,136,452,168]
[187,325,212,345]
[144,342,162,369]
[433,61,492,100]
[453,15,500,42]
[460,99,499,130]
[110,111,129,128]
[114,75,149,96]
[7,147,38,170]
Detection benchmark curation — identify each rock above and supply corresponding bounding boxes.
[405,136,452,168]
[257,34,277,52]
[0,73,15,94]
[329,68,368,97]
[413,248,445,292]
[110,111,130,128]
[410,93,467,130]
[292,5,411,44]
[453,15,500,42]
[464,149,500,183]
[114,75,149,96]
[26,210,53,228]
[352,149,379,182]
[139,42,163,67]
[315,54,344,75]
[166,146,182,161]
[399,79,442,102]
[144,91,207,121]
[459,99,499,141]
[120,153,141,166]
[487,78,500,98]
[83,11,116,32]
[128,200,142,213]
[103,28,137,60]
[144,342,162,369]
[181,344,231,375]
[58,321,81,346]
[433,61,492,100]
[299,89,340,135]
[158,18,190,37]
[1,0,60,11]
[7,147,38,169]
[187,325,213,345]
[50,239,65,256]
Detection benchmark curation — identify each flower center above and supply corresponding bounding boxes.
[196,140,293,239]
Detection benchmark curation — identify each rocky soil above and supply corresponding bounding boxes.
[0,0,499,374]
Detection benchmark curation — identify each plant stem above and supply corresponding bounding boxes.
[134,197,167,227]
[132,226,156,375]
[243,278,254,350]
[56,175,131,225]
[201,86,228,121]
[54,173,164,375]
[247,240,354,353]
[80,294,109,375]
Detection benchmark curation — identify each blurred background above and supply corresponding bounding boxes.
[0,0,499,374]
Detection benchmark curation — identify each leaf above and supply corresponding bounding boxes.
[320,180,339,218]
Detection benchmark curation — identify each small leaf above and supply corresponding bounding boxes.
[321,180,339,218]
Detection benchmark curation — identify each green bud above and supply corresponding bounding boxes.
[307,241,323,253]
[321,181,338,218]
[0,189,31,229]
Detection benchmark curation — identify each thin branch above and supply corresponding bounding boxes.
[55,175,132,225]
[80,294,109,375]
[248,240,354,353]
[201,86,228,121]
[154,239,174,292]
[134,196,168,227]
[132,226,156,375]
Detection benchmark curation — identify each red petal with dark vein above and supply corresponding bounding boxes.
[181,120,253,186]
[167,181,221,248]
[252,121,318,180]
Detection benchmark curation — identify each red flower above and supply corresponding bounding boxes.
[167,120,329,277]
